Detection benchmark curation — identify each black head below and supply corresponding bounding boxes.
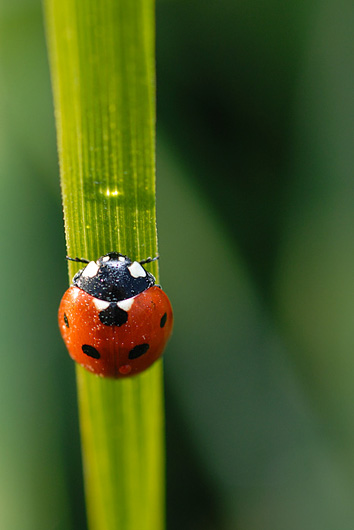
[72,252,156,302]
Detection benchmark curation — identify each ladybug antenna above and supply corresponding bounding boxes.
[66,256,90,264]
[139,255,159,265]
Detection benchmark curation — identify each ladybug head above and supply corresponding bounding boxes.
[71,252,156,302]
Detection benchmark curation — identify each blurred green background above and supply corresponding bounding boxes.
[1,0,354,529]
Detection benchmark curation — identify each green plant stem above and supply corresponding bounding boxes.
[43,1,164,528]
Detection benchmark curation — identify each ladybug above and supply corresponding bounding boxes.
[58,252,173,378]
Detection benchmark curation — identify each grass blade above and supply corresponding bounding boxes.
[43,0,164,528]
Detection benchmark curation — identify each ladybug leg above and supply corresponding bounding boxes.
[139,255,159,265]
[66,256,90,264]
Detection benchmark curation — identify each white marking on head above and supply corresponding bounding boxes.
[102,256,110,262]
[118,256,125,262]
[117,298,134,311]
[94,299,110,311]
[128,261,146,278]
[82,261,99,278]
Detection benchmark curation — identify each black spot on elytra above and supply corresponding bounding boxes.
[160,312,167,328]
[129,343,150,360]
[82,344,100,359]
[64,313,69,328]
[99,303,128,327]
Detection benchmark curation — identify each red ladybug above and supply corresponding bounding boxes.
[58,252,173,378]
